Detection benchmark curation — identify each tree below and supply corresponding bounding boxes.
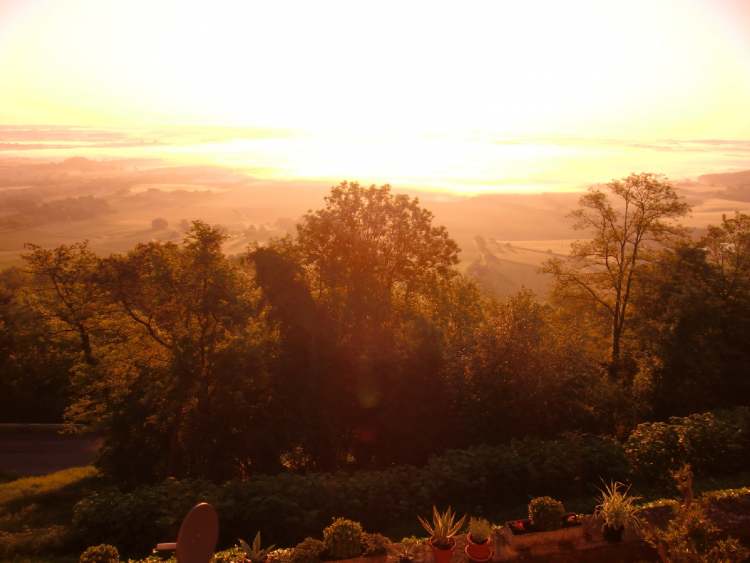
[633,212,750,415]
[22,241,105,365]
[292,181,460,332]
[265,181,463,467]
[543,173,689,379]
[0,267,76,422]
[72,221,273,480]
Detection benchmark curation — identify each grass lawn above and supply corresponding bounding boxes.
[0,466,100,562]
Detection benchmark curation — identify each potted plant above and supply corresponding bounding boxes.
[464,517,493,562]
[595,481,641,542]
[393,537,421,563]
[417,506,466,563]
[528,496,566,532]
[239,532,276,563]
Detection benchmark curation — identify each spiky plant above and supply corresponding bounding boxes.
[239,532,276,563]
[418,506,466,549]
[595,481,641,531]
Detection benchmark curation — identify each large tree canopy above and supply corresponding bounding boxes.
[544,173,689,378]
[292,181,460,331]
[262,182,466,467]
[634,212,750,415]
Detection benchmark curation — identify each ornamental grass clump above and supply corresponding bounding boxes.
[595,481,641,541]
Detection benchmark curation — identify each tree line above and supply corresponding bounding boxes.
[1,176,748,483]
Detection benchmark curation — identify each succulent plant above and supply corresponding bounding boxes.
[394,537,422,562]
[323,517,364,560]
[239,532,276,563]
[418,506,466,549]
[528,497,566,531]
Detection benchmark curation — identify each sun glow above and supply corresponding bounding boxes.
[1,0,749,192]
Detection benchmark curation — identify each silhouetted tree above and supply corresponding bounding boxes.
[543,173,689,379]
[23,241,105,365]
[633,212,750,416]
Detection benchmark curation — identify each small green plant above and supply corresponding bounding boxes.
[528,496,565,531]
[394,537,422,562]
[268,548,295,563]
[418,505,466,549]
[595,481,641,532]
[467,517,492,543]
[214,547,248,563]
[323,517,364,560]
[291,537,326,563]
[80,544,120,563]
[239,532,276,563]
[362,532,391,556]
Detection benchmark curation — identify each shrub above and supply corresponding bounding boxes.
[291,538,325,563]
[214,547,246,563]
[639,465,750,562]
[268,548,294,563]
[323,518,364,560]
[361,532,390,556]
[625,407,750,483]
[528,497,565,531]
[625,422,683,484]
[71,432,629,556]
[80,543,120,563]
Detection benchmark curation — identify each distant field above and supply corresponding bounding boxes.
[0,425,100,477]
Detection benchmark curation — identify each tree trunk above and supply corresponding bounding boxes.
[609,324,621,380]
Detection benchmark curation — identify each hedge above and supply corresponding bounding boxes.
[625,407,750,484]
[72,407,750,557]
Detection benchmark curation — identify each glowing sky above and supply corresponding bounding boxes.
[1,0,749,192]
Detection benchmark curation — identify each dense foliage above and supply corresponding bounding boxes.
[1,178,749,486]
[69,406,750,556]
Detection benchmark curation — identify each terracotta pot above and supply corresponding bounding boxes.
[429,537,455,563]
[602,524,624,543]
[464,533,493,562]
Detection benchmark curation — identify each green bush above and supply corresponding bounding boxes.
[71,432,628,557]
[80,543,120,563]
[72,409,749,557]
[625,421,683,483]
[527,496,565,531]
[625,407,750,483]
[362,532,391,555]
[323,518,363,560]
[291,537,326,563]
